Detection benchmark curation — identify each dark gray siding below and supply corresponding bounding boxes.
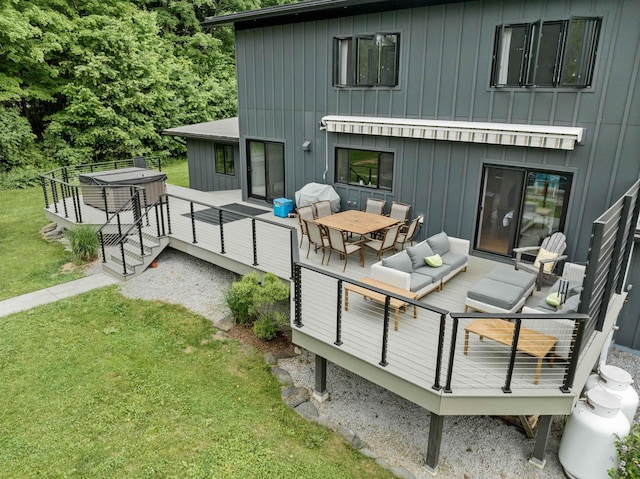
[235,0,640,261]
[187,139,240,192]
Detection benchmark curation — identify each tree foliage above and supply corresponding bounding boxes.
[0,0,297,177]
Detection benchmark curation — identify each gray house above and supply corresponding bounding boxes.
[163,117,240,192]
[203,0,640,347]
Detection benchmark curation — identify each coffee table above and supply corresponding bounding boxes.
[463,318,558,384]
[344,277,418,331]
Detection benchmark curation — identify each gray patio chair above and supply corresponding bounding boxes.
[388,201,411,226]
[365,198,386,215]
[304,220,330,264]
[326,226,364,272]
[314,200,333,218]
[394,215,422,251]
[514,231,568,291]
[364,223,401,261]
[297,205,315,247]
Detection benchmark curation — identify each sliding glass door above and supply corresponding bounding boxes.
[247,140,285,201]
[476,166,572,256]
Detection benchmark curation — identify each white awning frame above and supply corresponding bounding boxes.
[320,115,584,151]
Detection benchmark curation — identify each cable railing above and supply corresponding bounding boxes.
[39,156,163,224]
[293,262,589,395]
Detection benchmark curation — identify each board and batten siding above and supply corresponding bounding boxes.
[234,0,640,262]
[187,139,240,192]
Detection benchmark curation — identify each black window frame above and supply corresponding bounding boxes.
[214,143,235,176]
[333,33,400,88]
[490,16,601,88]
[335,147,394,191]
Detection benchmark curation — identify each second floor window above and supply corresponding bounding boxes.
[491,17,601,88]
[333,33,399,87]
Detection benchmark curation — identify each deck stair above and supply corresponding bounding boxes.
[102,230,169,280]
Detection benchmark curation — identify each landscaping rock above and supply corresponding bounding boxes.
[389,466,416,479]
[281,386,310,407]
[213,315,235,332]
[272,366,293,386]
[294,401,318,418]
[264,352,277,365]
[358,447,377,459]
[337,425,365,449]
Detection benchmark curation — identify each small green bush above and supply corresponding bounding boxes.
[609,419,640,478]
[225,271,261,325]
[253,306,288,341]
[66,225,100,264]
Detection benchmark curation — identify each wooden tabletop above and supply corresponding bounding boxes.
[314,210,400,236]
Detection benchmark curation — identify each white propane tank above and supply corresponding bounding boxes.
[584,365,639,423]
[559,388,630,479]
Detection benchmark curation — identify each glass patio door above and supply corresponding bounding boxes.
[475,166,571,256]
[247,140,285,201]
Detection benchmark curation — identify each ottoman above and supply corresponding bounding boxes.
[465,268,536,313]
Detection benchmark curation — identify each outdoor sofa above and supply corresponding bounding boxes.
[370,232,470,299]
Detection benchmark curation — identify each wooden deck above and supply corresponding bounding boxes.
[43,185,621,415]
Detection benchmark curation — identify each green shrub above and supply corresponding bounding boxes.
[609,420,640,478]
[225,271,261,325]
[66,225,100,264]
[253,305,289,341]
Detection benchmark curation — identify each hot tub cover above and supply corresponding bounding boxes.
[79,167,166,185]
[294,183,341,212]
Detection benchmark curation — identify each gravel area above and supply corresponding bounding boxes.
[114,248,640,479]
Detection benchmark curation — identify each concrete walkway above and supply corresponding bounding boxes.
[0,273,121,318]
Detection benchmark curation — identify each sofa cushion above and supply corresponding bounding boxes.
[486,268,536,291]
[424,254,443,267]
[534,248,559,273]
[560,294,581,313]
[406,242,435,270]
[415,264,450,282]
[427,232,450,256]
[467,278,526,310]
[381,252,413,274]
[409,272,433,292]
[441,252,467,270]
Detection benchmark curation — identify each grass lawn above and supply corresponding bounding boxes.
[162,158,190,188]
[0,186,84,301]
[0,287,393,479]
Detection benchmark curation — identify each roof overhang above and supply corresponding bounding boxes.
[162,117,239,142]
[321,115,584,151]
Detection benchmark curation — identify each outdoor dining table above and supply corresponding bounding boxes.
[313,209,400,236]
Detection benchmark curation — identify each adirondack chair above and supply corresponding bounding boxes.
[514,232,568,291]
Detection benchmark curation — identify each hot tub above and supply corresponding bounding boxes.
[79,167,167,212]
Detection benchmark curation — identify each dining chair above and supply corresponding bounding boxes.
[365,198,386,215]
[304,220,330,264]
[388,201,411,226]
[395,215,422,251]
[364,223,401,261]
[314,200,333,218]
[326,226,364,272]
[296,205,315,247]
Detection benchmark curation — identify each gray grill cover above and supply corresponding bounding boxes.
[294,183,341,212]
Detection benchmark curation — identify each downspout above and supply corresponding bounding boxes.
[319,119,328,182]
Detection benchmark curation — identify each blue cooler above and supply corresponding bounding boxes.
[273,198,294,217]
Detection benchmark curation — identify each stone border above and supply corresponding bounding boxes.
[266,351,417,479]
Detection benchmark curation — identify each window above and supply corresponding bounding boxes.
[333,33,399,87]
[335,148,393,190]
[491,17,601,88]
[214,143,234,175]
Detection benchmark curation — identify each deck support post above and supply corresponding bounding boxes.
[312,355,329,402]
[426,412,443,474]
[529,415,553,468]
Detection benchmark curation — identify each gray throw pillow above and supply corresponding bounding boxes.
[406,242,435,270]
[427,231,450,255]
[382,252,413,273]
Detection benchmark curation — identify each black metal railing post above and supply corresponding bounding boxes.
[379,296,391,367]
[74,186,83,223]
[444,317,459,393]
[251,218,258,266]
[100,232,106,263]
[294,263,302,328]
[41,177,49,208]
[61,181,69,218]
[502,319,522,393]
[561,318,586,393]
[50,179,59,213]
[432,314,447,391]
[119,242,127,275]
[219,209,226,254]
[102,187,109,222]
[190,202,197,244]
[155,202,162,237]
[143,189,150,226]
[335,280,343,346]
[165,196,171,235]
